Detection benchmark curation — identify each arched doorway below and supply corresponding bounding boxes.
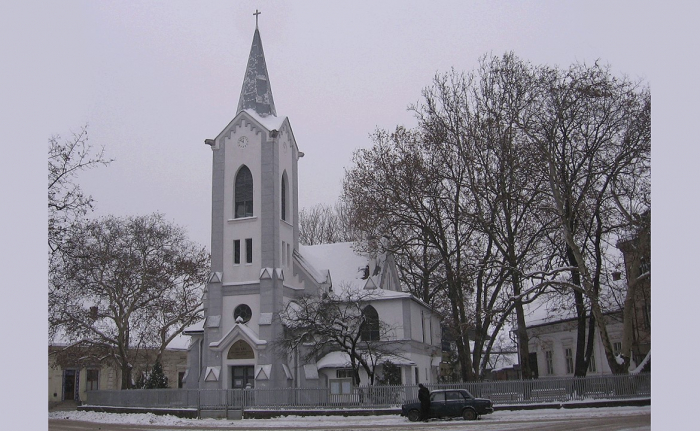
[227,340,255,389]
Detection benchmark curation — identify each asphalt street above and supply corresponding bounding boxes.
[48,410,650,431]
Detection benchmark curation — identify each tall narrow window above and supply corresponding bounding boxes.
[178,371,185,389]
[234,240,241,264]
[246,238,253,264]
[545,350,554,375]
[281,172,288,221]
[86,369,99,391]
[360,305,380,341]
[565,348,574,374]
[235,166,253,218]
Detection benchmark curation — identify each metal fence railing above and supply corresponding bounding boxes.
[85,373,650,412]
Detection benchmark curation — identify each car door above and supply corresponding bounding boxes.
[444,390,464,417]
[430,391,446,417]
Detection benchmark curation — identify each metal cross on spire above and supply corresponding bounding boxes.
[253,9,261,28]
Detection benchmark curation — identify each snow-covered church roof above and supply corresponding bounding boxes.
[298,242,411,300]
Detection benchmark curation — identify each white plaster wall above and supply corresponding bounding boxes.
[528,321,624,377]
[409,301,426,343]
[371,299,404,340]
[222,120,263,284]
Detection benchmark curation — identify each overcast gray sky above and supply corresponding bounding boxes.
[3,1,699,425]
[9,0,663,249]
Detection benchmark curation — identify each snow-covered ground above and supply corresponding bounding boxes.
[49,406,650,429]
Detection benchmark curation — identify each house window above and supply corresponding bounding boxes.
[613,342,622,356]
[588,349,597,372]
[234,240,241,264]
[336,369,353,379]
[330,369,353,395]
[545,350,554,375]
[178,371,185,388]
[414,367,419,384]
[281,172,288,221]
[235,166,253,218]
[246,238,253,264]
[86,369,99,391]
[643,302,651,330]
[360,305,380,341]
[565,348,574,374]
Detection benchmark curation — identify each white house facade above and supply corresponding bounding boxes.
[183,21,440,392]
[526,313,625,378]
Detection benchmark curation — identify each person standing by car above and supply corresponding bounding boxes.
[418,383,430,421]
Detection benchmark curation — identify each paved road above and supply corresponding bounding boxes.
[49,411,650,431]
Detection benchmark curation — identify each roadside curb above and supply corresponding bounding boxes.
[78,398,650,419]
[494,398,651,411]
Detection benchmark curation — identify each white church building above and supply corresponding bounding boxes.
[183,20,441,392]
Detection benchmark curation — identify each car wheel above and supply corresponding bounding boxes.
[407,409,421,422]
[462,408,477,421]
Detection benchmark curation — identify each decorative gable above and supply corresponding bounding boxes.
[204,366,220,382]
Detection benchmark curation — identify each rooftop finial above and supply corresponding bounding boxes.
[254,9,261,28]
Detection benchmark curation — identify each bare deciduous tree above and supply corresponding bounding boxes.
[299,201,358,245]
[343,126,479,381]
[48,125,112,260]
[529,62,651,374]
[49,213,209,389]
[278,289,404,386]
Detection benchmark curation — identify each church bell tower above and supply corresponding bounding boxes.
[186,12,303,390]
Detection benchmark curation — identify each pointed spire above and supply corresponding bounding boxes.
[237,13,276,117]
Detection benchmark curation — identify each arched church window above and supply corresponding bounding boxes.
[234,304,252,324]
[281,171,288,221]
[360,305,380,341]
[235,166,253,218]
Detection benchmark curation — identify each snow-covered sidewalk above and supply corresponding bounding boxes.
[49,405,650,429]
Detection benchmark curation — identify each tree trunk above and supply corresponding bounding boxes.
[120,361,132,390]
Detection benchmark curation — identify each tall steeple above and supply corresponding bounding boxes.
[237,11,276,117]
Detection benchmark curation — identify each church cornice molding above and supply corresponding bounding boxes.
[212,111,300,157]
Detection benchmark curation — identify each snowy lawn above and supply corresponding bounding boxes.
[49,405,650,428]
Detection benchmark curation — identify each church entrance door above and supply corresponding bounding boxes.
[231,366,254,389]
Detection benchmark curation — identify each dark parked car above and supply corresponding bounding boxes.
[401,389,494,421]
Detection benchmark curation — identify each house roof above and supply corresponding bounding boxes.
[527,309,623,329]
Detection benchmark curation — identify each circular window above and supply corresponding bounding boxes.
[234,304,252,323]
